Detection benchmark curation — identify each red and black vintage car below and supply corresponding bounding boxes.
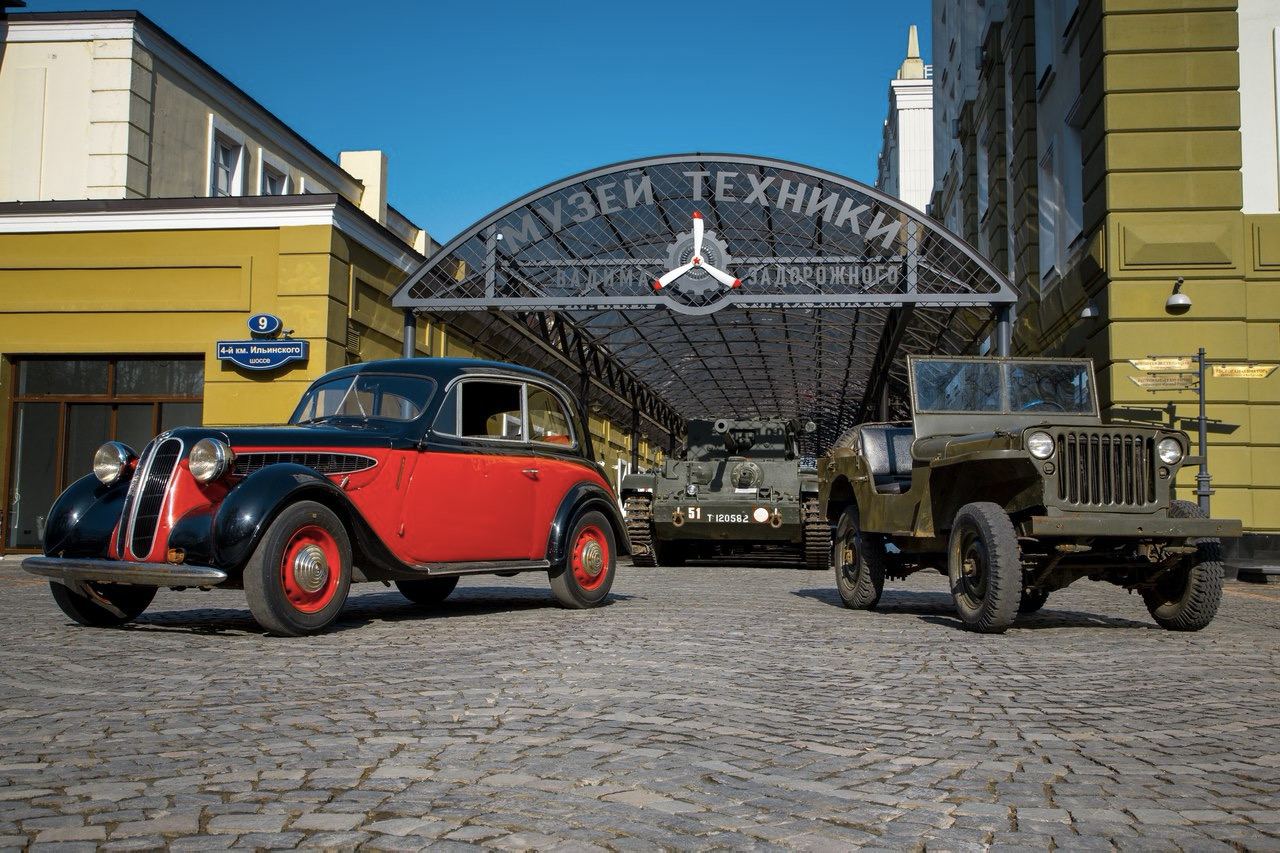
[23,358,627,635]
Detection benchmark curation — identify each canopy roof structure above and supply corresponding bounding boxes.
[393,154,1016,453]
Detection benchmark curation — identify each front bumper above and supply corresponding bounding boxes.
[1027,515,1242,539]
[22,556,229,588]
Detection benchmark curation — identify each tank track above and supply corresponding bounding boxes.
[802,497,830,571]
[624,495,657,567]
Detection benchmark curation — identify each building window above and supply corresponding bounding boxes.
[4,357,204,551]
[1038,143,1060,284]
[211,136,241,197]
[262,165,288,196]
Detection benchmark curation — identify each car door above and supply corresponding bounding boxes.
[524,383,607,555]
[402,378,538,563]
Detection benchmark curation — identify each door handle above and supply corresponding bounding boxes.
[522,468,540,479]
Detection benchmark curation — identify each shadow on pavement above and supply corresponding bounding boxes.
[120,587,634,637]
[792,587,1156,630]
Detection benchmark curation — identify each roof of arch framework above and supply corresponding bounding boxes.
[393,154,1017,452]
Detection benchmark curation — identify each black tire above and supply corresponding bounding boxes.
[396,576,459,606]
[49,581,156,627]
[549,510,616,608]
[834,506,885,609]
[802,497,831,571]
[243,501,352,637]
[947,502,1022,633]
[624,495,657,567]
[1141,500,1224,631]
[1019,586,1050,615]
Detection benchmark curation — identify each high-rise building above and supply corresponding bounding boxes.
[876,25,934,212]
[929,0,1280,569]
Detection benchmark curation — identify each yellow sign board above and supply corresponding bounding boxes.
[1130,357,1194,372]
[1212,364,1278,379]
[1130,373,1198,390]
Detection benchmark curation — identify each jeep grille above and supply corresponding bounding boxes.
[1055,431,1156,507]
[231,452,377,477]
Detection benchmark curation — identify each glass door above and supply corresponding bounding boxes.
[4,357,204,551]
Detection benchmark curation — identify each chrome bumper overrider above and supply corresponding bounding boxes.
[22,556,229,588]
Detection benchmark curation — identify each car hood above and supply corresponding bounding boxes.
[166,424,399,450]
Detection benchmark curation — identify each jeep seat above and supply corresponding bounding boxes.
[859,424,915,494]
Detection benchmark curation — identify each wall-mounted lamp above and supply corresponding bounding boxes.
[1165,276,1191,314]
[1079,300,1099,320]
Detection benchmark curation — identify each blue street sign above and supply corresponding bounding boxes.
[216,339,308,371]
[248,313,283,336]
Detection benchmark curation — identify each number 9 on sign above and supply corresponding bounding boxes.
[247,313,283,336]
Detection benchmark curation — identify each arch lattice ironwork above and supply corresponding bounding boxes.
[393,154,1016,452]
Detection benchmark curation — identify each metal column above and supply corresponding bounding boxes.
[401,309,416,359]
[995,305,1012,357]
[1195,347,1211,514]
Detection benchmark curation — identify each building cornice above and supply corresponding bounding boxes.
[0,196,424,274]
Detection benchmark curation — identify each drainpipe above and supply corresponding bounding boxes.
[402,309,416,358]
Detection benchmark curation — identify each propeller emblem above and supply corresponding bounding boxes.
[653,212,741,294]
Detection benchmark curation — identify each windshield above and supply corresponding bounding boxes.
[291,374,435,424]
[912,359,1095,415]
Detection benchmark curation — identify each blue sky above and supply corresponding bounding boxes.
[22,0,933,240]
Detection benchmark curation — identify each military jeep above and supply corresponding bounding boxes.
[819,356,1241,633]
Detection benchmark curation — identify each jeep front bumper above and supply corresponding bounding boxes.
[1027,515,1242,539]
[22,556,229,588]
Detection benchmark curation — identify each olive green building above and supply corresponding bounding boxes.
[929,0,1280,563]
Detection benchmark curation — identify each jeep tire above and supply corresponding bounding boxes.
[947,502,1021,634]
[834,506,885,610]
[1142,500,1224,632]
[50,581,156,628]
[244,500,352,637]
[549,510,616,608]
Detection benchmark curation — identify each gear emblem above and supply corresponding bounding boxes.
[652,211,741,308]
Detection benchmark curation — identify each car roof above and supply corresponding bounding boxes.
[316,357,570,391]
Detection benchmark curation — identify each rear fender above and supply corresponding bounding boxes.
[41,474,129,558]
[546,482,630,565]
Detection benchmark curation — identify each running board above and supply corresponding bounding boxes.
[412,559,552,578]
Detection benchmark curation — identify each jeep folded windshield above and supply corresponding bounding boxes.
[912,359,1095,415]
[292,375,435,423]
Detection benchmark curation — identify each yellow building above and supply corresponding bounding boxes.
[0,10,659,553]
[929,0,1280,570]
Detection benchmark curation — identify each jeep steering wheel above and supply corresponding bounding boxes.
[1020,399,1066,412]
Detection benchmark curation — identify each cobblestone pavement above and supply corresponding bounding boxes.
[0,557,1278,852]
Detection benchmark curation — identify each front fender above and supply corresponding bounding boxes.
[42,474,129,558]
[545,482,630,566]
[210,464,353,570]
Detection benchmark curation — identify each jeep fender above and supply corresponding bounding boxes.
[42,474,129,558]
[546,482,631,565]
[209,463,369,572]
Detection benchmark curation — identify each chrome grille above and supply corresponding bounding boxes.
[129,437,182,558]
[1056,431,1156,507]
[231,452,376,477]
[116,439,153,557]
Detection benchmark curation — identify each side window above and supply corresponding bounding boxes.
[460,381,523,441]
[528,386,574,447]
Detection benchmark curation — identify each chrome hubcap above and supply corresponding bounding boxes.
[293,544,329,593]
[581,541,604,577]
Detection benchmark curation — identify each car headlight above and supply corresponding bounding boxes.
[1157,437,1184,465]
[188,438,233,483]
[1026,431,1055,460]
[93,441,136,485]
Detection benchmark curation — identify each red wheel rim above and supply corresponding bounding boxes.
[571,525,609,591]
[279,524,340,613]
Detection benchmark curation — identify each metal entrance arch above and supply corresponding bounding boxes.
[392,154,1017,452]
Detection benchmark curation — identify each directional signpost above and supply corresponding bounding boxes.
[1130,349,1279,514]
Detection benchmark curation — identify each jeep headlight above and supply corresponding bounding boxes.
[1026,431,1055,460]
[1157,437,1184,465]
[188,438,233,483]
[93,441,136,485]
